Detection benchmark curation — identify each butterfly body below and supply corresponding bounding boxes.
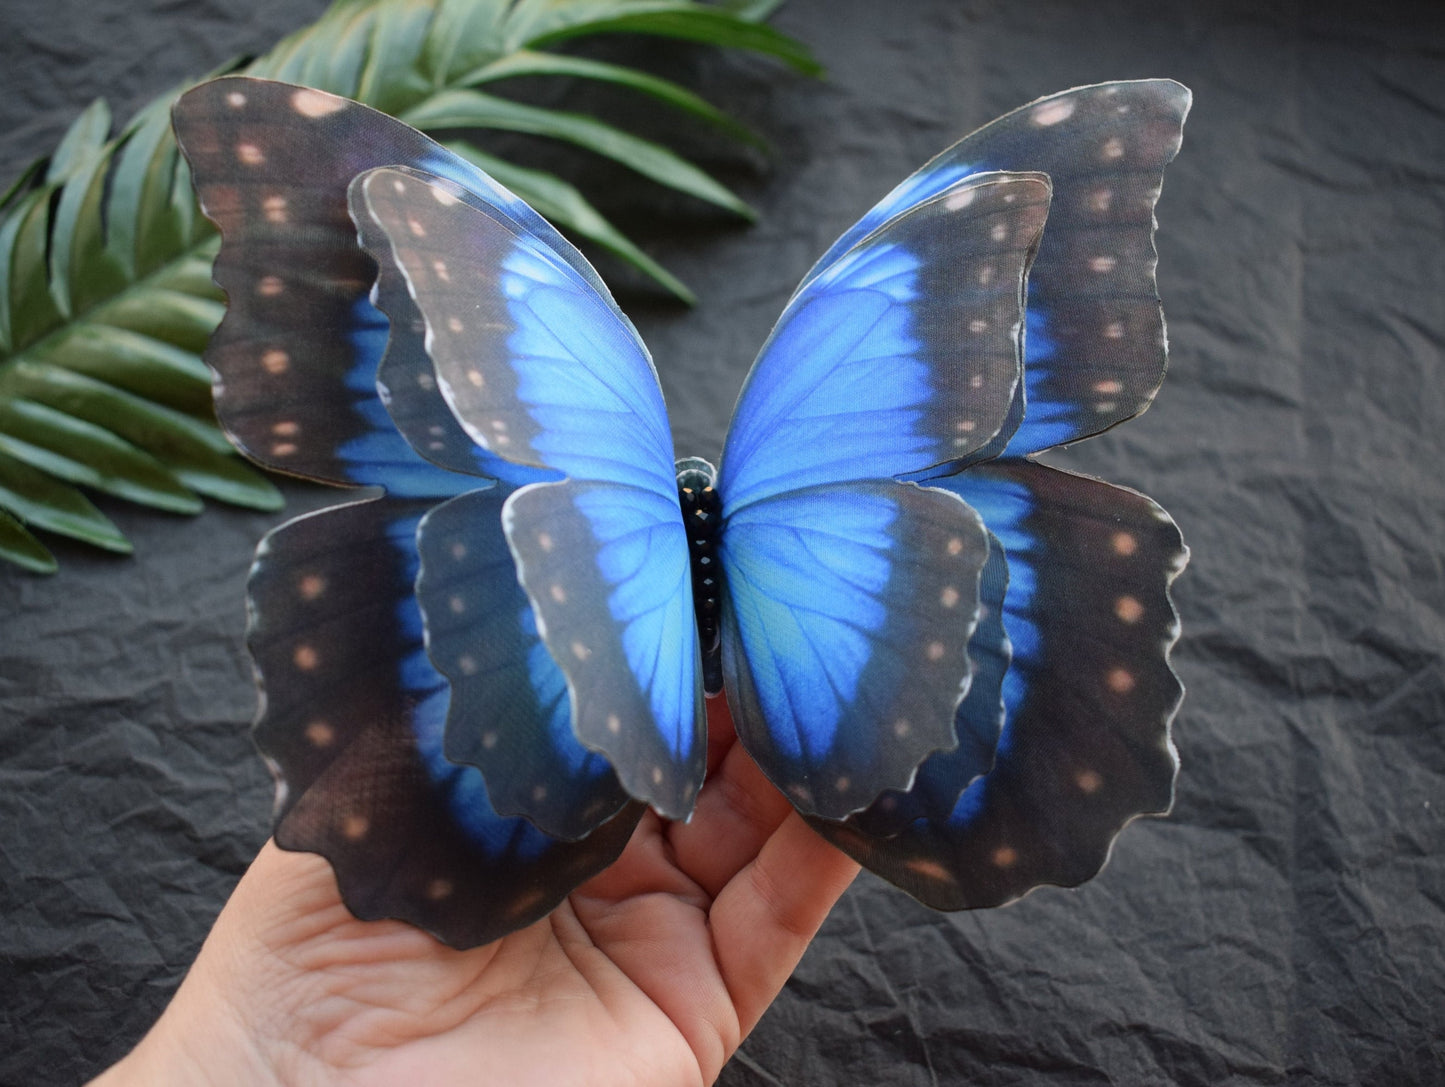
[675,457,724,694]
[173,76,1189,947]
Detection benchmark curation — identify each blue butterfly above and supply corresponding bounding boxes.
[173,77,1188,947]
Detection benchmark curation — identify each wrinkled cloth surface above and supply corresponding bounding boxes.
[1,1,1442,1083]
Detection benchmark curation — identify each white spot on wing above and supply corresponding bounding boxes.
[945,187,977,210]
[426,878,454,901]
[1032,98,1076,126]
[292,88,347,118]
[226,91,247,109]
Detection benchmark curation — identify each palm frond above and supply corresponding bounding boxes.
[0,0,817,572]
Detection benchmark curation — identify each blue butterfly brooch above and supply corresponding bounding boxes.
[173,76,1189,948]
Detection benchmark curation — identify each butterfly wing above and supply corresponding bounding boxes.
[172,75,614,490]
[415,488,632,840]
[177,76,637,907]
[813,464,1185,906]
[354,167,705,819]
[845,531,1011,837]
[715,172,1051,819]
[805,80,1190,462]
[247,494,643,948]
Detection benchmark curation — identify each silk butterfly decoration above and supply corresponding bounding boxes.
[172,76,1189,948]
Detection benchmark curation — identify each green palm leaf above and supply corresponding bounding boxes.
[0,0,816,573]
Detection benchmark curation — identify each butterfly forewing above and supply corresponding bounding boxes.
[354,166,705,818]
[804,80,1189,460]
[173,76,612,492]
[814,463,1185,907]
[247,495,643,948]
[717,173,1051,511]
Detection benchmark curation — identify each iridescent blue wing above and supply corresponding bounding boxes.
[805,80,1190,461]
[813,463,1185,907]
[354,167,705,819]
[176,76,636,921]
[172,75,611,491]
[720,481,990,818]
[247,494,643,948]
[415,488,633,840]
[715,173,1051,819]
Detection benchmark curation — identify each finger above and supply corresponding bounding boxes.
[708,814,860,1037]
[705,690,737,775]
[668,701,794,899]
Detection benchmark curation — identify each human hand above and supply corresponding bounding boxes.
[92,697,859,1087]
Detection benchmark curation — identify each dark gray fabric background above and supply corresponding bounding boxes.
[2,1,1443,1083]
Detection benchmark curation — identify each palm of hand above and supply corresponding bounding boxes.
[102,700,857,1087]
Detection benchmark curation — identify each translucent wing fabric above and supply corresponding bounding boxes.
[173,78,654,944]
[811,80,1192,462]
[717,173,1050,819]
[175,75,1188,947]
[247,494,641,946]
[815,465,1185,907]
[808,82,1190,903]
[352,167,705,819]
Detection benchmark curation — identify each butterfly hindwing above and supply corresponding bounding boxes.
[720,479,991,819]
[353,166,705,818]
[247,495,643,948]
[415,487,632,840]
[846,531,1011,837]
[814,463,1185,907]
